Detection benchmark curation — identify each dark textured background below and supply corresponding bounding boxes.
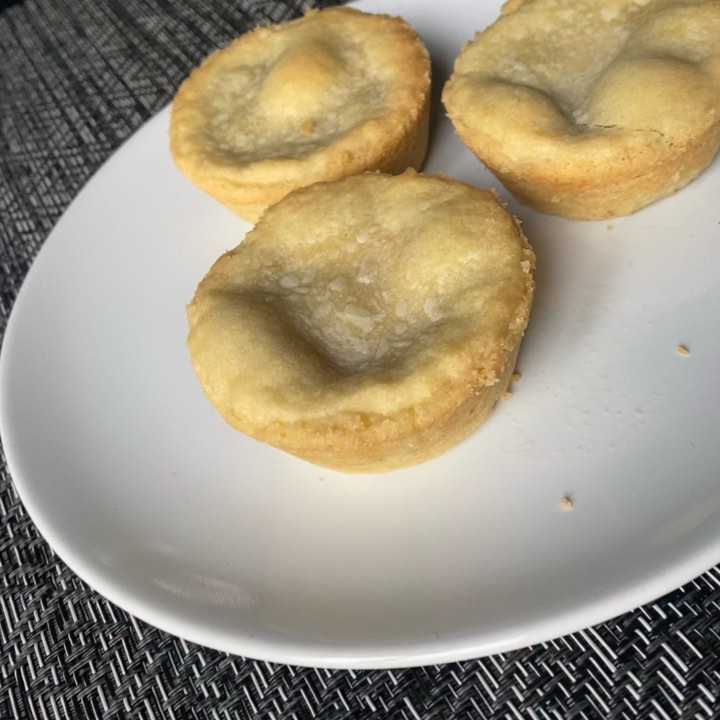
[2,1,720,717]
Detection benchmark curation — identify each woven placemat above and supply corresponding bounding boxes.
[2,1,720,718]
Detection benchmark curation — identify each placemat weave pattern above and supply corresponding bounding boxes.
[2,1,720,718]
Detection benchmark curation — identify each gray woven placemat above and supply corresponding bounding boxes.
[2,1,720,718]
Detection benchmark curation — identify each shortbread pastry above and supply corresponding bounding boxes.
[170,8,430,222]
[443,0,720,219]
[186,172,535,473]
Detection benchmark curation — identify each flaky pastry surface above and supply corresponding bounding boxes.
[170,8,430,221]
[443,0,720,219]
[187,172,535,473]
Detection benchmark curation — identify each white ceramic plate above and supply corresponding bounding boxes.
[2,0,720,670]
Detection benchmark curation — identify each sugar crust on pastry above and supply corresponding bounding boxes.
[186,172,535,473]
[170,7,431,222]
[443,0,720,219]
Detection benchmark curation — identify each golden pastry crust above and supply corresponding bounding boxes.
[187,172,535,473]
[170,7,430,222]
[443,0,720,219]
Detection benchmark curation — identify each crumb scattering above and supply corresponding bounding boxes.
[511,371,521,383]
[560,496,574,511]
[501,390,512,400]
[676,344,690,357]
